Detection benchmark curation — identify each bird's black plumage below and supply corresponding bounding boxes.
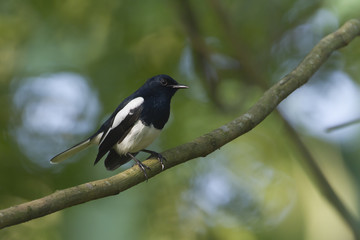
[50,74,188,178]
[94,104,143,165]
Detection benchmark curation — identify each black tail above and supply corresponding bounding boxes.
[104,150,138,171]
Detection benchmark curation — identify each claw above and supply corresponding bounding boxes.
[127,153,151,181]
[142,149,166,170]
[136,161,151,180]
[157,154,166,170]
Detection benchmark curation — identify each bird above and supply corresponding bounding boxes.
[50,74,188,179]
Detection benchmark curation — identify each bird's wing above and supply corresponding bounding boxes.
[94,97,144,165]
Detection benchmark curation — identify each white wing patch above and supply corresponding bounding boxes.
[113,97,144,127]
[100,97,144,145]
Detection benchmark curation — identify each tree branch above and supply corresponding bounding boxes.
[1,19,360,230]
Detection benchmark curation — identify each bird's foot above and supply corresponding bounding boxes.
[127,153,151,180]
[142,149,167,170]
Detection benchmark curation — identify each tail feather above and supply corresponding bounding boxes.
[50,139,93,164]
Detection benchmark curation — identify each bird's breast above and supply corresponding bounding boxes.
[114,120,161,154]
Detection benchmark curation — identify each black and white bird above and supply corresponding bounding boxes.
[50,74,188,178]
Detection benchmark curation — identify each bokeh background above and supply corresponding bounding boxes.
[1,0,360,239]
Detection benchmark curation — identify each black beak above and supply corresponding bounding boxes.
[168,84,189,89]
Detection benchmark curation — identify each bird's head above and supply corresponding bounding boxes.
[146,74,189,97]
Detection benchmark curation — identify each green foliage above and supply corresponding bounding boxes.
[1,0,360,239]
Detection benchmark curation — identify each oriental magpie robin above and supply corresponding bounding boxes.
[50,74,188,178]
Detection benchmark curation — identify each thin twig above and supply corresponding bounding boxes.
[326,118,360,132]
[280,114,360,239]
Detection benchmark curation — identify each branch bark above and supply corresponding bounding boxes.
[1,18,360,230]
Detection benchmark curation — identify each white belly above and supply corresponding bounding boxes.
[114,120,161,154]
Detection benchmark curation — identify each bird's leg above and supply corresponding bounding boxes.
[127,152,151,180]
[141,149,166,170]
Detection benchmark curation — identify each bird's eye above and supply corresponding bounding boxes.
[160,78,167,86]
